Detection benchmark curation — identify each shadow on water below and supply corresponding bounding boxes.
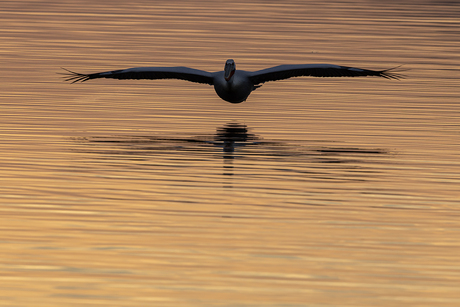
[72,123,391,184]
[74,122,388,159]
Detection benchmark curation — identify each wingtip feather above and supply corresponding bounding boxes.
[60,68,91,83]
[379,65,407,80]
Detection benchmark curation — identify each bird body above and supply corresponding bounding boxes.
[64,59,402,103]
[213,69,257,103]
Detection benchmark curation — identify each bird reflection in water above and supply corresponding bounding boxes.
[75,122,389,184]
[76,122,263,155]
[212,123,261,178]
[214,122,261,152]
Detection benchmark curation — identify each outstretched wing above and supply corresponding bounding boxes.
[249,64,403,85]
[62,67,214,85]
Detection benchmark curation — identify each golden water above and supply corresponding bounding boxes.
[1,1,460,306]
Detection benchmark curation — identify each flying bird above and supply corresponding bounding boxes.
[63,59,402,103]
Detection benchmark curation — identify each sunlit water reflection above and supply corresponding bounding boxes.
[1,1,460,306]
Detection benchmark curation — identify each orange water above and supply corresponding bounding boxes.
[1,1,460,306]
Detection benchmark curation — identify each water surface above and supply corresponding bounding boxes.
[1,1,460,306]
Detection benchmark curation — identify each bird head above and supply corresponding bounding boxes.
[224,59,236,82]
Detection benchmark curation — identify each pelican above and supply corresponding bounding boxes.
[63,59,402,103]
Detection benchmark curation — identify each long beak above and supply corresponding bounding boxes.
[224,69,235,82]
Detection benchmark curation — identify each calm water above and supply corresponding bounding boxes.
[1,1,460,306]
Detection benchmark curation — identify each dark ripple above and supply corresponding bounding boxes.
[71,122,391,183]
[74,122,388,160]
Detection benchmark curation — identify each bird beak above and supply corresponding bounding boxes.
[224,69,235,82]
